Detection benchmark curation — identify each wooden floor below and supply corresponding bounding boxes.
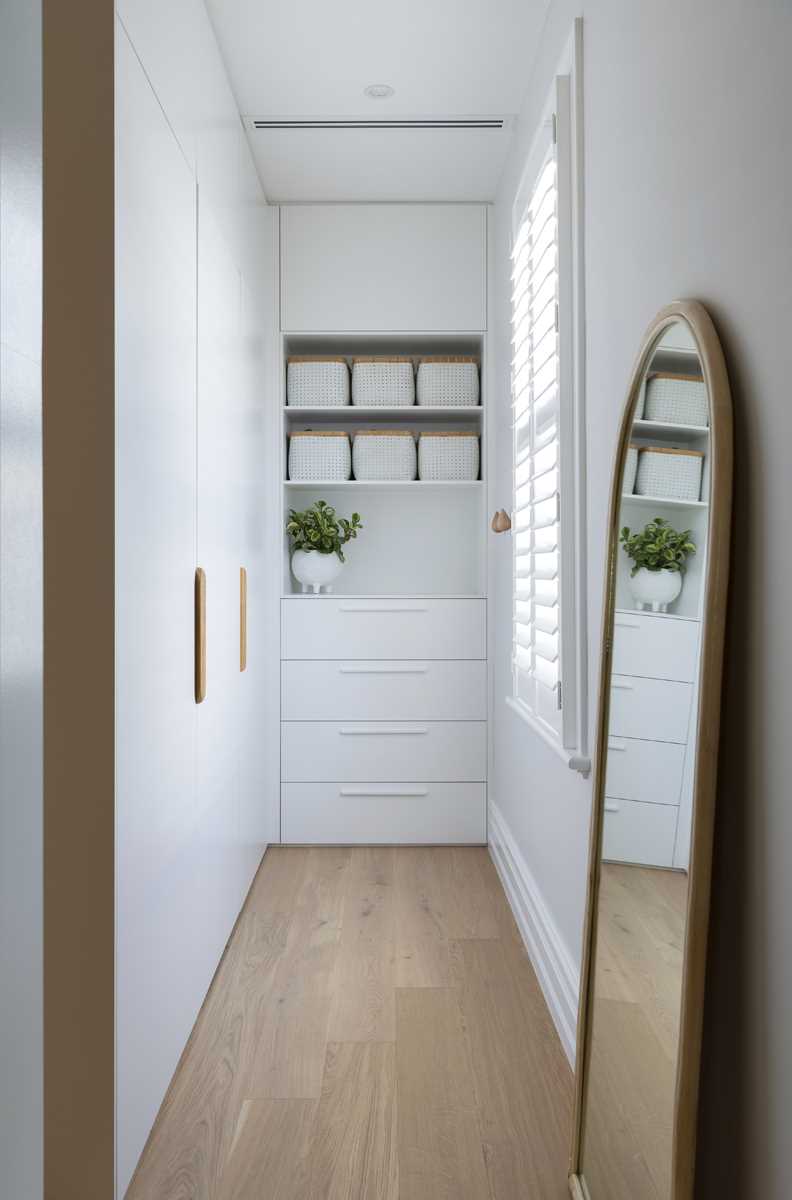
[581,863,688,1200]
[126,846,573,1199]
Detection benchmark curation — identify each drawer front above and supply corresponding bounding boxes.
[605,736,686,807]
[282,660,487,721]
[282,721,486,782]
[281,598,486,660]
[282,782,487,844]
[609,675,692,744]
[602,798,678,868]
[612,612,699,682]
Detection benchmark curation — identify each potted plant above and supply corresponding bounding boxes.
[619,517,696,612]
[286,499,363,593]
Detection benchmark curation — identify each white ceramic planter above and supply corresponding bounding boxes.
[291,549,344,594]
[629,567,683,613]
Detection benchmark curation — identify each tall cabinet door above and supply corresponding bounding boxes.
[115,21,198,1192]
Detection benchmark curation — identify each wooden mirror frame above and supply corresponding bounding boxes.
[568,300,733,1200]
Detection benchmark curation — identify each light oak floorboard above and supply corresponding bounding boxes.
[396,987,491,1200]
[127,846,574,1200]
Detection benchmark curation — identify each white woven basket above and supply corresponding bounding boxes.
[352,431,416,481]
[644,373,708,427]
[635,447,704,502]
[288,432,351,481]
[352,357,415,407]
[623,444,639,494]
[287,357,350,408]
[416,357,480,407]
[418,433,480,481]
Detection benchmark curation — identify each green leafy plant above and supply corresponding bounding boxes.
[619,517,696,576]
[286,499,362,562]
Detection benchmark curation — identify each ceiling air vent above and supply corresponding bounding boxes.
[249,117,508,131]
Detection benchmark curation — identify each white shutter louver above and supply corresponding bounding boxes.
[511,142,563,735]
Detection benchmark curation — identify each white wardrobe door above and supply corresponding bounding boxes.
[115,22,198,1193]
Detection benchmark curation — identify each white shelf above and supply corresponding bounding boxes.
[284,405,482,419]
[622,493,708,510]
[285,479,482,490]
[282,592,486,600]
[615,606,699,624]
[631,419,709,442]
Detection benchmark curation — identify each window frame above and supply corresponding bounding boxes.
[506,22,589,776]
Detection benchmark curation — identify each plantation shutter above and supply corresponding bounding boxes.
[510,126,563,736]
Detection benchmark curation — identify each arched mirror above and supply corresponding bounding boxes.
[569,301,732,1200]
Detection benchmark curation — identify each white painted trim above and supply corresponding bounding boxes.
[505,696,590,775]
[488,799,580,1064]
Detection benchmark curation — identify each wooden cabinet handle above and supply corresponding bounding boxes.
[491,509,512,532]
[240,566,247,672]
[195,567,206,703]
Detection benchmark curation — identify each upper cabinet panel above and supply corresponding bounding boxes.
[280,204,487,331]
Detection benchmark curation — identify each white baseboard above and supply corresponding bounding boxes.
[488,799,579,1065]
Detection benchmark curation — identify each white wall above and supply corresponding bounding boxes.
[0,0,43,1194]
[491,2,792,1195]
[115,2,278,1192]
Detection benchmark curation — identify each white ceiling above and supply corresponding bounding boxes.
[204,0,549,202]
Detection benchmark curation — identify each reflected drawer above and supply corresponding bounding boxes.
[281,721,486,782]
[281,659,486,721]
[602,797,678,868]
[612,612,699,682]
[609,675,692,744]
[605,736,686,806]
[281,782,487,844]
[281,597,485,660]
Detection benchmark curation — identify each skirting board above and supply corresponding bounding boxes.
[488,800,579,1065]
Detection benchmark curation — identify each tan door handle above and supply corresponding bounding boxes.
[195,567,206,703]
[491,509,512,533]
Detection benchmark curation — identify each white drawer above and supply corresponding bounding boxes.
[605,736,686,806]
[281,721,486,782]
[609,674,692,744]
[281,659,486,721]
[602,797,678,868]
[281,597,485,660]
[281,782,487,844]
[612,612,699,682]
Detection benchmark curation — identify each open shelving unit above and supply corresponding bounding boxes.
[281,332,487,597]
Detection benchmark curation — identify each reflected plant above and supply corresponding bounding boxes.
[619,517,696,576]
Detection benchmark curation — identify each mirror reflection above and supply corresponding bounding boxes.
[580,319,710,1199]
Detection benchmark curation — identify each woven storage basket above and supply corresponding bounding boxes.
[418,432,480,481]
[351,357,415,407]
[287,357,350,408]
[635,446,704,502]
[644,372,708,427]
[416,357,480,407]
[352,431,417,481]
[623,444,639,494]
[288,431,351,481]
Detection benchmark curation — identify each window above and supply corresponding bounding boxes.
[508,31,588,773]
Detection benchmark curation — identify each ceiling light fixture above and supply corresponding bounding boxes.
[364,83,395,100]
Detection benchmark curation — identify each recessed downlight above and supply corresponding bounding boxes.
[364,83,395,100]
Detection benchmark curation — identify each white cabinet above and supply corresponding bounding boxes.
[612,611,698,682]
[603,614,701,869]
[602,798,678,869]
[280,204,487,331]
[281,597,486,660]
[282,783,487,844]
[605,736,686,807]
[282,658,486,722]
[282,721,487,782]
[280,598,487,843]
[609,675,692,744]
